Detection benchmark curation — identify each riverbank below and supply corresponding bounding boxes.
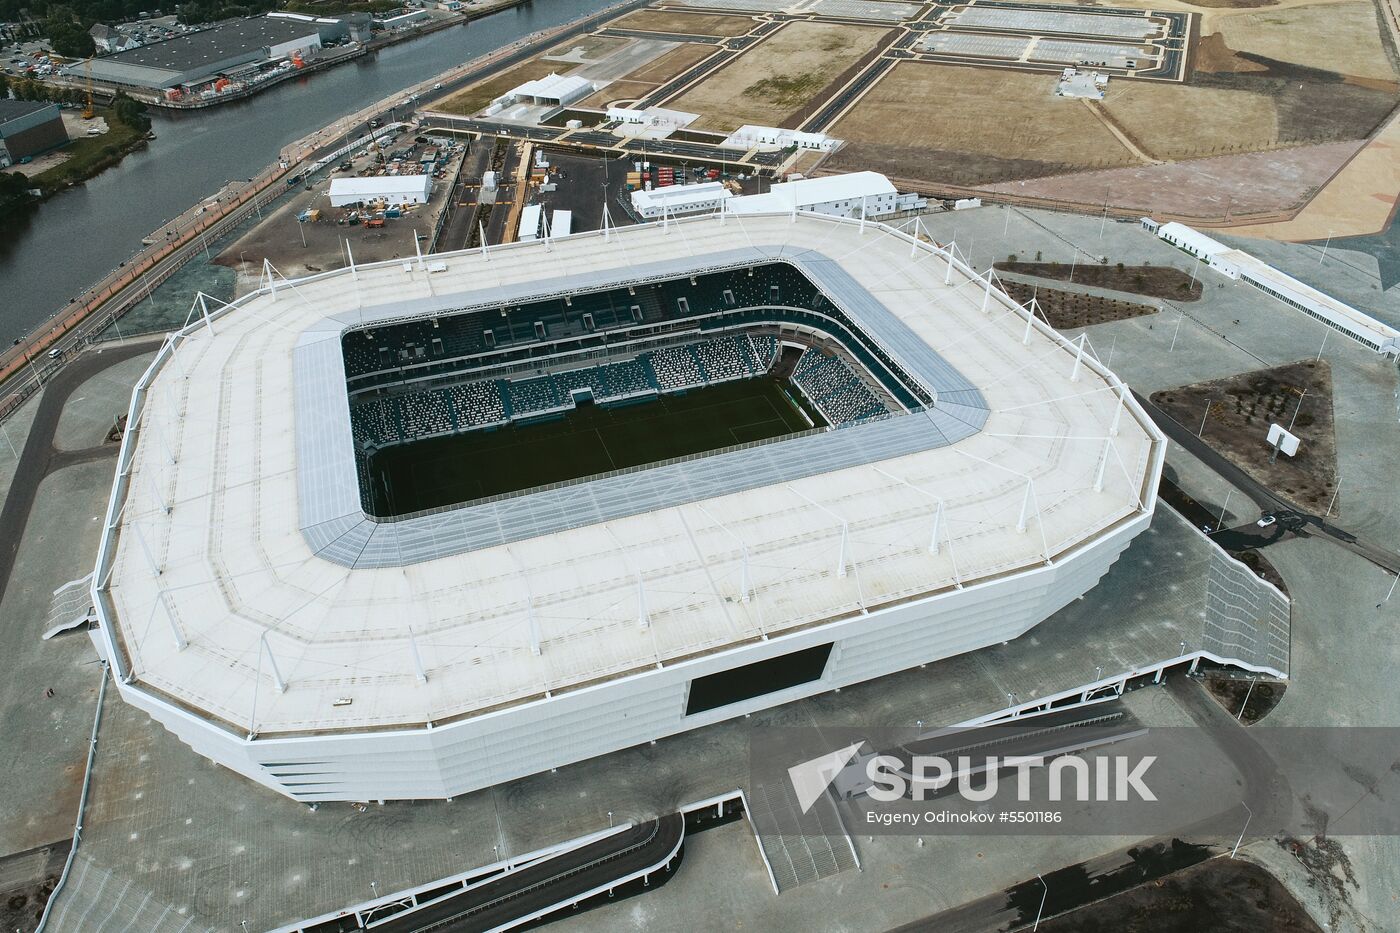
[0,0,634,411]
[1,107,152,218]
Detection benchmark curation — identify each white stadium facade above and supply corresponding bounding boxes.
[91,209,1165,802]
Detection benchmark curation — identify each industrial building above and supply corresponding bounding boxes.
[328,174,432,208]
[90,208,1164,801]
[727,171,924,219]
[630,181,733,219]
[66,16,340,94]
[1151,221,1400,355]
[0,101,68,167]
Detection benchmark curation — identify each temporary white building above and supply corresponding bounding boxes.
[727,172,922,219]
[328,175,432,207]
[1155,222,1400,355]
[630,182,733,219]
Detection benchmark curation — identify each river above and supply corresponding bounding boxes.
[0,0,607,345]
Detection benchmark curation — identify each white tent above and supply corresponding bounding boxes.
[328,175,432,207]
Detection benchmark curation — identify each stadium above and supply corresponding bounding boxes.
[91,208,1165,802]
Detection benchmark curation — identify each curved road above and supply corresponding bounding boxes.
[0,339,164,609]
[1134,391,1400,575]
[376,813,684,932]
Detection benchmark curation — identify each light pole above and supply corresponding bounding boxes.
[1199,399,1212,437]
[1380,571,1399,609]
[1319,230,1333,265]
[1032,874,1048,930]
[1231,802,1253,858]
[1215,489,1232,532]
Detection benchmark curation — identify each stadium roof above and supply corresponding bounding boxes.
[101,212,1161,738]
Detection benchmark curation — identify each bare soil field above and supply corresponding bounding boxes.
[1151,360,1339,511]
[998,280,1161,328]
[610,9,757,36]
[621,42,718,84]
[1214,1,1397,82]
[996,261,1203,299]
[669,21,891,131]
[974,138,1362,220]
[1099,81,1279,160]
[827,63,1137,185]
[438,60,563,115]
[545,34,630,60]
[1036,848,1321,931]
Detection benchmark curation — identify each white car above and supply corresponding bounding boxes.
[1256,515,1276,527]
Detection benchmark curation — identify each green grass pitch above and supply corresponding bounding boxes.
[367,377,823,515]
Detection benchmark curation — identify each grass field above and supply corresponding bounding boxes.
[368,378,819,514]
[1098,80,1279,160]
[669,21,890,131]
[827,62,1137,184]
[1214,1,1397,82]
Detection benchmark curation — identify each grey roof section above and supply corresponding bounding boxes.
[0,99,56,125]
[295,245,990,569]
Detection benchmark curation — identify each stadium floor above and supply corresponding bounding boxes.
[368,377,822,514]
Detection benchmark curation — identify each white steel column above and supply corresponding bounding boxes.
[346,239,358,281]
[260,633,287,693]
[1094,436,1112,492]
[1022,299,1037,345]
[1071,334,1086,382]
[943,240,955,284]
[197,292,216,336]
[981,270,993,313]
[636,573,650,629]
[407,627,428,683]
[1016,479,1034,533]
[788,486,848,577]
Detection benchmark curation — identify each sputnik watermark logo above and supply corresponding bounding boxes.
[787,744,1158,813]
[789,741,865,814]
[863,753,1158,803]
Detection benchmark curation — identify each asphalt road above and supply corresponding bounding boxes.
[1134,391,1399,575]
[0,338,165,611]
[374,813,684,932]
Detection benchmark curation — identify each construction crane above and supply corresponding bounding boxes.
[82,58,95,119]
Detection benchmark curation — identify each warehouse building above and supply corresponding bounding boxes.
[0,101,69,167]
[328,174,433,207]
[66,16,337,94]
[1151,221,1400,355]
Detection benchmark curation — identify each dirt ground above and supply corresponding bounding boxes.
[1205,672,1287,722]
[1222,107,1400,239]
[998,279,1161,328]
[1150,360,1339,511]
[1214,1,1398,82]
[996,262,1203,300]
[609,9,757,36]
[579,79,657,107]
[1038,856,1323,931]
[437,59,563,116]
[669,21,891,132]
[218,143,459,284]
[975,137,1363,221]
[826,62,1138,185]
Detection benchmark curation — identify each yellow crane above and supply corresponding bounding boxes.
[82,58,95,119]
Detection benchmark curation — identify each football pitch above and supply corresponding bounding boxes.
[368,377,822,515]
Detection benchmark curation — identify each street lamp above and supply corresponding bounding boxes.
[1032,874,1048,930]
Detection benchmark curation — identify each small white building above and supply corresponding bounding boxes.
[720,125,842,152]
[550,209,573,238]
[1154,221,1400,355]
[630,182,733,219]
[328,175,432,207]
[518,203,542,241]
[378,9,429,29]
[727,172,923,219]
